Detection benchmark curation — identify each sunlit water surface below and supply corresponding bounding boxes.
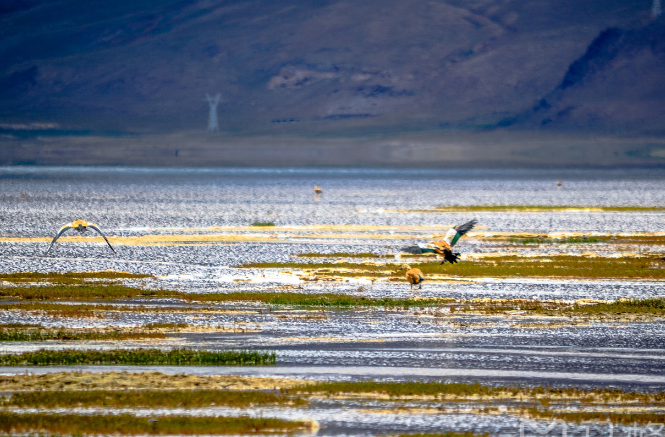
[1,167,664,435]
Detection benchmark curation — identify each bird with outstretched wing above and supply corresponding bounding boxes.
[46,220,115,254]
[401,219,477,264]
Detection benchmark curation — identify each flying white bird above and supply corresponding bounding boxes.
[401,219,477,264]
[46,220,115,254]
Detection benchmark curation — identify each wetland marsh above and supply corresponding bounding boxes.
[0,167,664,436]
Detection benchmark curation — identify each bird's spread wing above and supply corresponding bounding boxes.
[400,245,423,255]
[454,219,477,235]
[87,223,116,253]
[444,219,477,247]
[45,223,73,253]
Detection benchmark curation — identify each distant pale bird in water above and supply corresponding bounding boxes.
[314,186,323,194]
[399,264,424,289]
[46,220,115,254]
[401,219,477,264]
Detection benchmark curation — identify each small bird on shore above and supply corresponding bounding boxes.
[46,220,115,254]
[399,264,424,289]
[314,186,323,194]
[401,219,477,264]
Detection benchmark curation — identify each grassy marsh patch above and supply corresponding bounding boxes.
[188,291,449,308]
[240,255,665,280]
[568,298,665,315]
[0,271,152,284]
[145,322,190,329]
[0,302,222,318]
[3,389,303,408]
[508,236,608,245]
[251,221,276,227]
[286,381,665,404]
[0,348,276,366]
[0,302,110,318]
[524,408,665,425]
[453,297,665,316]
[188,291,664,316]
[0,412,308,435]
[0,284,178,301]
[0,328,166,342]
[0,371,308,392]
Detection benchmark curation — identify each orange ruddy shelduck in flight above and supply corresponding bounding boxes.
[46,220,115,254]
[401,219,477,264]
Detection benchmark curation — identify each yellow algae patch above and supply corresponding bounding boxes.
[394,206,665,213]
[353,407,443,415]
[0,372,311,392]
[145,324,261,333]
[0,233,427,246]
[139,224,463,232]
[5,229,665,247]
[279,337,386,343]
[510,321,590,329]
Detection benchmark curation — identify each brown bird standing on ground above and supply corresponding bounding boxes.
[399,264,425,289]
[314,186,323,194]
[401,219,477,265]
[46,220,115,254]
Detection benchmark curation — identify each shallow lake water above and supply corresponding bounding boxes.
[1,167,664,435]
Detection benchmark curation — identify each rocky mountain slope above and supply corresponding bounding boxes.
[0,0,663,166]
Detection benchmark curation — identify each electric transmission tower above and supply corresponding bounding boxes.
[206,94,221,132]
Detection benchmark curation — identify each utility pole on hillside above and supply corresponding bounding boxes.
[206,94,221,132]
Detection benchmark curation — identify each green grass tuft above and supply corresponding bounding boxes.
[251,221,275,227]
[0,348,276,366]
